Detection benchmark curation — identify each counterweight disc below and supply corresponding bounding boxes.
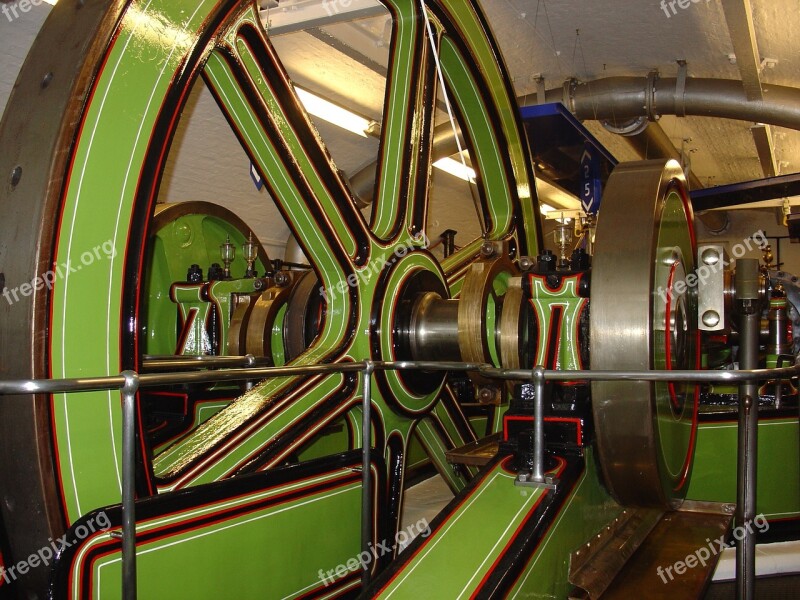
[590,159,700,508]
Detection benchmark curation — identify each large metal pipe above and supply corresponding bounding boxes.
[355,75,800,229]
[522,76,800,233]
[351,113,730,233]
[519,77,800,132]
[350,124,460,207]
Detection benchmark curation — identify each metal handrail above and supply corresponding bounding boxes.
[5,359,800,394]
[1,357,798,599]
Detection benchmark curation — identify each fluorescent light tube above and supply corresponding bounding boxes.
[294,87,373,138]
[433,157,476,182]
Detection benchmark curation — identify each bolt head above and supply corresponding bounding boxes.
[519,256,534,271]
[701,248,720,266]
[275,271,290,287]
[702,310,721,328]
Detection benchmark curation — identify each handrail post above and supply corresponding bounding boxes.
[735,259,760,600]
[532,365,546,483]
[360,361,375,589]
[244,354,256,391]
[121,371,139,600]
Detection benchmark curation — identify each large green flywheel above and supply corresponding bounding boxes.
[0,0,541,596]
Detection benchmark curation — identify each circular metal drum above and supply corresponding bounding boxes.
[0,1,541,594]
[458,257,519,369]
[591,159,700,508]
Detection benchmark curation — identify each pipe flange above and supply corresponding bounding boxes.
[602,116,650,137]
[646,70,661,122]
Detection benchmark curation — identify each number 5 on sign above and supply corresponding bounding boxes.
[580,146,602,215]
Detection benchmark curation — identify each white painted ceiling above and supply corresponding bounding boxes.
[2,0,800,259]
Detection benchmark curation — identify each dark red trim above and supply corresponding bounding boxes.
[502,415,583,445]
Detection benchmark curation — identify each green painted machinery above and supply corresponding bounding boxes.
[0,0,797,598]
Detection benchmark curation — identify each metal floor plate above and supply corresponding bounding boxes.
[601,510,733,599]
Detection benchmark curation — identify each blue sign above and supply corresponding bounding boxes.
[579,145,602,215]
[250,162,264,191]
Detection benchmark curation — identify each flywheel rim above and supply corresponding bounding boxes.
[590,159,700,509]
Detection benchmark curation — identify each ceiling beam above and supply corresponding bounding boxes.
[751,123,778,178]
[307,28,388,77]
[691,172,800,211]
[263,0,387,36]
[619,121,703,190]
[721,0,764,102]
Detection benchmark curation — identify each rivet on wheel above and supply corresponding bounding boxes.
[9,166,22,188]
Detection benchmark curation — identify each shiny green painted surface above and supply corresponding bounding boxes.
[71,468,364,599]
[47,0,540,564]
[436,2,539,254]
[171,285,214,355]
[529,275,586,370]
[145,211,269,355]
[153,400,231,455]
[407,433,433,470]
[155,372,348,489]
[152,0,531,491]
[438,37,514,240]
[375,458,548,598]
[206,278,264,355]
[297,416,351,462]
[414,419,464,491]
[376,451,619,598]
[371,0,426,239]
[51,0,225,522]
[506,451,620,599]
[687,418,800,519]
